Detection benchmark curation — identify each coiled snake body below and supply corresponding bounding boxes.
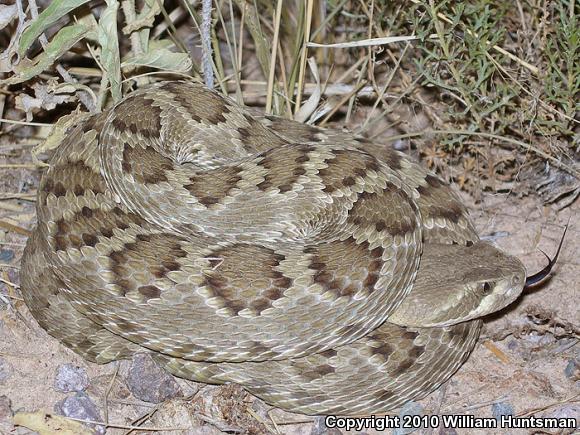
[21,81,526,415]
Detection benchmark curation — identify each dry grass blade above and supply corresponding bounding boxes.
[294,0,314,115]
[307,34,430,48]
[265,0,284,113]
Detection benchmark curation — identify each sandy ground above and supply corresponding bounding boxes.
[0,145,578,434]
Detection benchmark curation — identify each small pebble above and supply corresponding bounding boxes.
[564,359,579,380]
[54,363,90,393]
[392,140,409,151]
[0,358,12,384]
[54,391,104,435]
[491,401,515,420]
[394,401,424,435]
[0,395,12,420]
[126,353,182,403]
[544,404,580,421]
[0,249,14,263]
[506,339,518,351]
[310,415,343,435]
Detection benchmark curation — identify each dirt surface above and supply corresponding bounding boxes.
[0,147,578,434]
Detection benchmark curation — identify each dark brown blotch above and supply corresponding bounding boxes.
[319,349,338,359]
[202,244,292,316]
[161,82,231,125]
[256,145,313,193]
[43,161,105,203]
[348,185,418,237]
[138,285,162,301]
[409,345,425,358]
[122,142,173,184]
[416,174,465,224]
[307,237,384,298]
[374,389,395,402]
[393,358,415,375]
[111,94,162,139]
[114,318,141,333]
[81,233,98,247]
[299,364,335,381]
[447,324,471,342]
[108,233,187,297]
[371,342,394,359]
[237,113,288,153]
[184,166,242,207]
[318,149,380,194]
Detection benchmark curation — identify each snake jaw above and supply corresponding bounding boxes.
[465,268,526,321]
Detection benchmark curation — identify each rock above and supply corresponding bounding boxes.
[0,358,12,384]
[54,391,104,435]
[0,249,14,263]
[564,359,579,380]
[544,405,580,422]
[0,395,12,420]
[54,363,90,393]
[492,401,515,420]
[543,405,579,434]
[394,401,424,435]
[126,353,182,403]
[310,415,343,435]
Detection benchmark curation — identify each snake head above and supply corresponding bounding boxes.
[460,250,527,322]
[388,241,527,328]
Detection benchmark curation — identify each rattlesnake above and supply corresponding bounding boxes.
[20,81,527,415]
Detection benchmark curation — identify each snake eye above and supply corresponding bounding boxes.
[482,282,492,294]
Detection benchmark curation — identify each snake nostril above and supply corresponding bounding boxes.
[482,282,492,294]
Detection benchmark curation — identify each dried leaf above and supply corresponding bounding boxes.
[18,0,92,56]
[3,22,94,85]
[15,83,72,118]
[32,109,90,160]
[122,40,192,72]
[122,0,162,34]
[97,0,121,102]
[0,4,17,30]
[13,411,94,435]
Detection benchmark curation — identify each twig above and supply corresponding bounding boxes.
[0,193,36,200]
[0,163,41,169]
[0,281,22,294]
[0,220,32,236]
[58,415,187,431]
[518,393,580,417]
[103,363,120,426]
[201,0,214,88]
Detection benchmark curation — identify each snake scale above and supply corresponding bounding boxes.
[21,81,527,415]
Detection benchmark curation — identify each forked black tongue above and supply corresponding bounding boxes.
[524,223,568,287]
